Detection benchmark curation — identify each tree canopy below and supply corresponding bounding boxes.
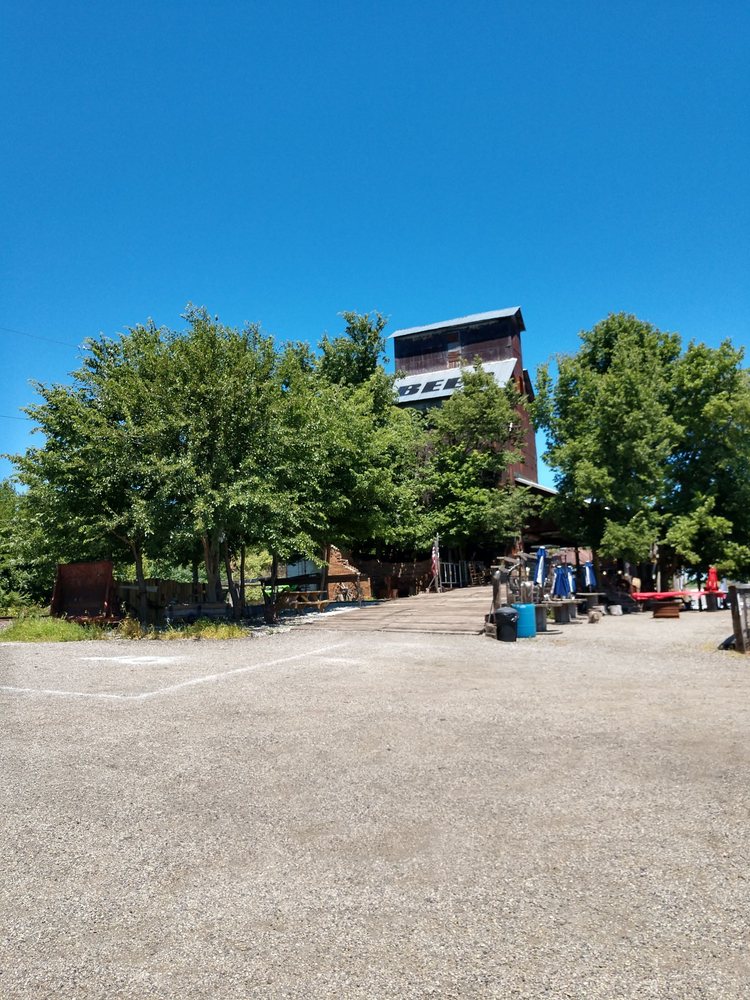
[317,310,388,387]
[420,365,533,551]
[6,307,539,615]
[535,313,750,578]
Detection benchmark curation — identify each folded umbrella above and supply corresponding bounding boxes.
[533,547,548,591]
[552,565,571,598]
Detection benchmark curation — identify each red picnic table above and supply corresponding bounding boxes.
[631,591,690,602]
[632,590,726,602]
[630,591,690,618]
[631,590,727,615]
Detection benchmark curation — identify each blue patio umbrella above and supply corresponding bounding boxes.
[583,561,597,590]
[552,565,571,598]
[567,564,576,594]
[533,547,548,590]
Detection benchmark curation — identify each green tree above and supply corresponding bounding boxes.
[0,480,23,606]
[536,314,750,580]
[308,312,426,572]
[318,311,388,387]
[14,323,176,621]
[535,313,681,559]
[245,343,341,619]
[665,340,750,576]
[421,364,533,552]
[165,306,279,607]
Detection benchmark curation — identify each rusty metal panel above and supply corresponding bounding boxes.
[51,561,116,620]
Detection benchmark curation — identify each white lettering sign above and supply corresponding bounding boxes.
[394,359,516,404]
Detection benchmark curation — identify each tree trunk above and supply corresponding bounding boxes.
[592,550,601,593]
[191,554,199,602]
[239,545,246,618]
[263,554,279,624]
[202,531,222,603]
[223,541,241,620]
[133,541,148,625]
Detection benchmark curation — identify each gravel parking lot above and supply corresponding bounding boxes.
[1,610,749,998]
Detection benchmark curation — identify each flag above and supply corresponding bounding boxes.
[431,538,440,579]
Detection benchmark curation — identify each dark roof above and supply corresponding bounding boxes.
[389,307,524,340]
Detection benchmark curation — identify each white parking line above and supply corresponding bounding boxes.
[80,655,183,666]
[0,641,352,701]
[0,685,133,701]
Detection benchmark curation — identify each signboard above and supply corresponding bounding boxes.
[394,358,517,405]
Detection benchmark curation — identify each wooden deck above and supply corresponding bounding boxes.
[300,587,495,635]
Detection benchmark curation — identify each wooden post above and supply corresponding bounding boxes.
[320,543,332,598]
[729,585,749,654]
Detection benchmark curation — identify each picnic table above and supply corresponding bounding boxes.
[694,590,727,611]
[276,590,330,613]
[631,591,689,600]
[631,591,689,607]
[631,591,689,619]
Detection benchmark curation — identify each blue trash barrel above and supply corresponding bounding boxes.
[512,603,537,638]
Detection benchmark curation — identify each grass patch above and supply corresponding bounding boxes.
[159,619,248,640]
[2,614,250,643]
[2,616,106,642]
[117,616,147,639]
[116,617,249,641]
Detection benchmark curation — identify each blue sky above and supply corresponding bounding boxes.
[2,0,748,484]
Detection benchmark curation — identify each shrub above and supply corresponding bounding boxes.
[1,616,106,642]
[118,616,147,640]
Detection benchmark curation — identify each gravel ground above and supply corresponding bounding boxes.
[1,610,749,998]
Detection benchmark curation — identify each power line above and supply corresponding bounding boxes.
[0,414,30,421]
[0,324,80,349]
